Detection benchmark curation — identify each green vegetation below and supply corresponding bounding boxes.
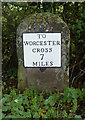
[2,86,85,119]
[2,2,85,119]
[2,2,85,88]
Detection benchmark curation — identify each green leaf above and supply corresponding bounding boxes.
[44,99,49,105]
[2,106,10,112]
[33,112,40,118]
[2,113,6,118]
[62,110,67,118]
[74,115,82,119]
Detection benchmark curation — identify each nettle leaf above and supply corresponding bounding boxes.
[18,110,25,115]
[5,115,18,118]
[39,94,44,101]
[2,113,6,118]
[23,88,30,96]
[2,106,10,112]
[50,101,55,106]
[44,105,49,110]
[44,99,49,105]
[33,112,40,118]
[10,89,17,97]
[62,110,67,118]
[2,97,7,104]
[23,98,29,105]
[46,109,51,118]
[72,91,78,99]
[25,109,31,118]
[14,99,18,103]
[2,94,11,103]
[19,106,24,111]
[18,98,23,104]
[6,102,11,106]
[44,95,56,106]
[71,25,75,30]
[71,99,77,113]
[24,111,31,118]
[31,104,38,111]
[74,115,82,119]
[64,87,78,102]
[11,107,19,113]
[50,107,57,118]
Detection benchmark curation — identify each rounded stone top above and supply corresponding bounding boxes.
[17,13,70,37]
[16,13,70,92]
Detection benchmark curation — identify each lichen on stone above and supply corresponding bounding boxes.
[16,12,70,92]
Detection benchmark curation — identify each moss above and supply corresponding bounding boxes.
[18,64,26,90]
[17,12,70,91]
[62,24,68,29]
[23,13,69,30]
[68,36,70,42]
[24,18,28,24]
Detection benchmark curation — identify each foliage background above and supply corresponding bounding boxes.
[1,2,85,119]
[2,2,85,89]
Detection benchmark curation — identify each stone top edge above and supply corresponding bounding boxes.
[17,12,70,36]
[18,12,68,26]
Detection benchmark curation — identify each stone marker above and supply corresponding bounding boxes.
[16,13,70,92]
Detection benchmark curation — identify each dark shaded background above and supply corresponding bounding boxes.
[2,2,85,89]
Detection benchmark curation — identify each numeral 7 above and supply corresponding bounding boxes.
[40,54,44,60]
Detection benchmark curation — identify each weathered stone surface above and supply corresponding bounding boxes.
[16,13,70,92]
[0,2,2,87]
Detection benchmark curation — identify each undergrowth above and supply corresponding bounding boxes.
[2,84,85,119]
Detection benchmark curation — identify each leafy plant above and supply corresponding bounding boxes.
[2,86,85,119]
